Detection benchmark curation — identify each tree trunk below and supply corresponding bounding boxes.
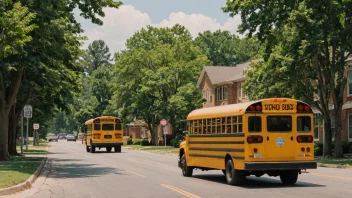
[334,107,343,158]
[8,105,18,155]
[323,114,332,157]
[0,103,9,161]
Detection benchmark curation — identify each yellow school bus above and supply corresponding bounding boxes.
[178,98,317,185]
[84,116,123,153]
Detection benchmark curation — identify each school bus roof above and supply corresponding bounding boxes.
[84,116,121,125]
[186,98,308,120]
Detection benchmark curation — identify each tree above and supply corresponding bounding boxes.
[194,30,261,66]
[223,0,352,157]
[0,1,36,160]
[81,40,113,74]
[109,24,210,143]
[0,0,122,161]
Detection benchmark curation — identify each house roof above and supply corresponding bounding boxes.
[196,60,254,88]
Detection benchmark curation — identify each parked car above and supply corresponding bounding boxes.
[67,134,76,142]
[48,135,59,142]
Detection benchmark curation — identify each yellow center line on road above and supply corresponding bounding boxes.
[128,159,180,172]
[161,184,201,198]
[126,170,146,177]
[309,173,352,180]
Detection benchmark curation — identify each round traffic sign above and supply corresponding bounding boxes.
[160,119,167,126]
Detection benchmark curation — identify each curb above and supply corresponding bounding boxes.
[0,157,48,196]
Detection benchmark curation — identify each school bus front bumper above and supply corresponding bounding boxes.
[244,161,317,171]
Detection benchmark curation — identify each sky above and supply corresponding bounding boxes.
[73,0,242,54]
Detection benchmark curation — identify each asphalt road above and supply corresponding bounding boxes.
[4,140,352,198]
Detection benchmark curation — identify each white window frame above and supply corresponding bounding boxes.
[216,86,227,101]
[331,116,335,141]
[314,113,322,141]
[208,90,212,102]
[238,83,247,98]
[348,70,352,96]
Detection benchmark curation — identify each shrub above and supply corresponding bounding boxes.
[314,142,323,156]
[127,138,133,145]
[140,139,149,146]
[133,139,141,145]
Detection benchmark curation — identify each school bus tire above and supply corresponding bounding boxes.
[279,170,298,185]
[115,145,121,153]
[86,145,90,152]
[225,159,246,186]
[107,147,112,152]
[180,154,193,177]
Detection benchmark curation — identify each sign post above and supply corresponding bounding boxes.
[23,105,32,151]
[160,119,167,147]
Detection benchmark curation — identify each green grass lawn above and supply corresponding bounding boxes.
[0,156,43,189]
[0,141,49,189]
[315,157,352,166]
[123,145,179,155]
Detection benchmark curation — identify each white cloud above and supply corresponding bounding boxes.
[77,5,242,54]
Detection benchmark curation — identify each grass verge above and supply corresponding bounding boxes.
[123,145,179,155]
[315,157,352,166]
[0,141,49,189]
[0,156,43,189]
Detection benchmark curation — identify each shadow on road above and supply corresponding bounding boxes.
[191,173,325,188]
[47,158,128,179]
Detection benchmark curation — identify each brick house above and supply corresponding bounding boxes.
[196,61,251,108]
[197,58,352,143]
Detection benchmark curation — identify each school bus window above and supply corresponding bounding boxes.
[238,116,243,132]
[212,118,216,133]
[207,119,211,134]
[248,116,262,132]
[115,123,122,130]
[232,116,237,133]
[217,118,221,133]
[94,123,100,131]
[297,116,311,132]
[102,124,114,130]
[267,116,292,132]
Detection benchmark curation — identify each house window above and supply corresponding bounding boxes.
[238,83,247,98]
[314,113,322,140]
[208,90,212,102]
[349,114,352,140]
[348,70,352,96]
[202,91,206,99]
[216,86,227,101]
[331,116,335,141]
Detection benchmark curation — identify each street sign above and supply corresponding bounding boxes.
[33,123,39,130]
[163,126,168,135]
[23,105,32,118]
[160,119,167,126]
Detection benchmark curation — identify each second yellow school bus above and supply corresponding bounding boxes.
[84,116,123,153]
[178,98,317,185]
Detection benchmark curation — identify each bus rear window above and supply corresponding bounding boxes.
[102,124,114,131]
[248,116,261,132]
[94,124,100,130]
[297,116,311,132]
[267,116,292,132]
[115,123,122,130]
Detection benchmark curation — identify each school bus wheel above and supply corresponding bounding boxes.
[86,145,90,152]
[180,154,193,177]
[225,159,246,186]
[107,147,112,152]
[279,170,298,185]
[115,145,121,153]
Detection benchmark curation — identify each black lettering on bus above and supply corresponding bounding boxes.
[282,104,294,110]
[264,104,280,111]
